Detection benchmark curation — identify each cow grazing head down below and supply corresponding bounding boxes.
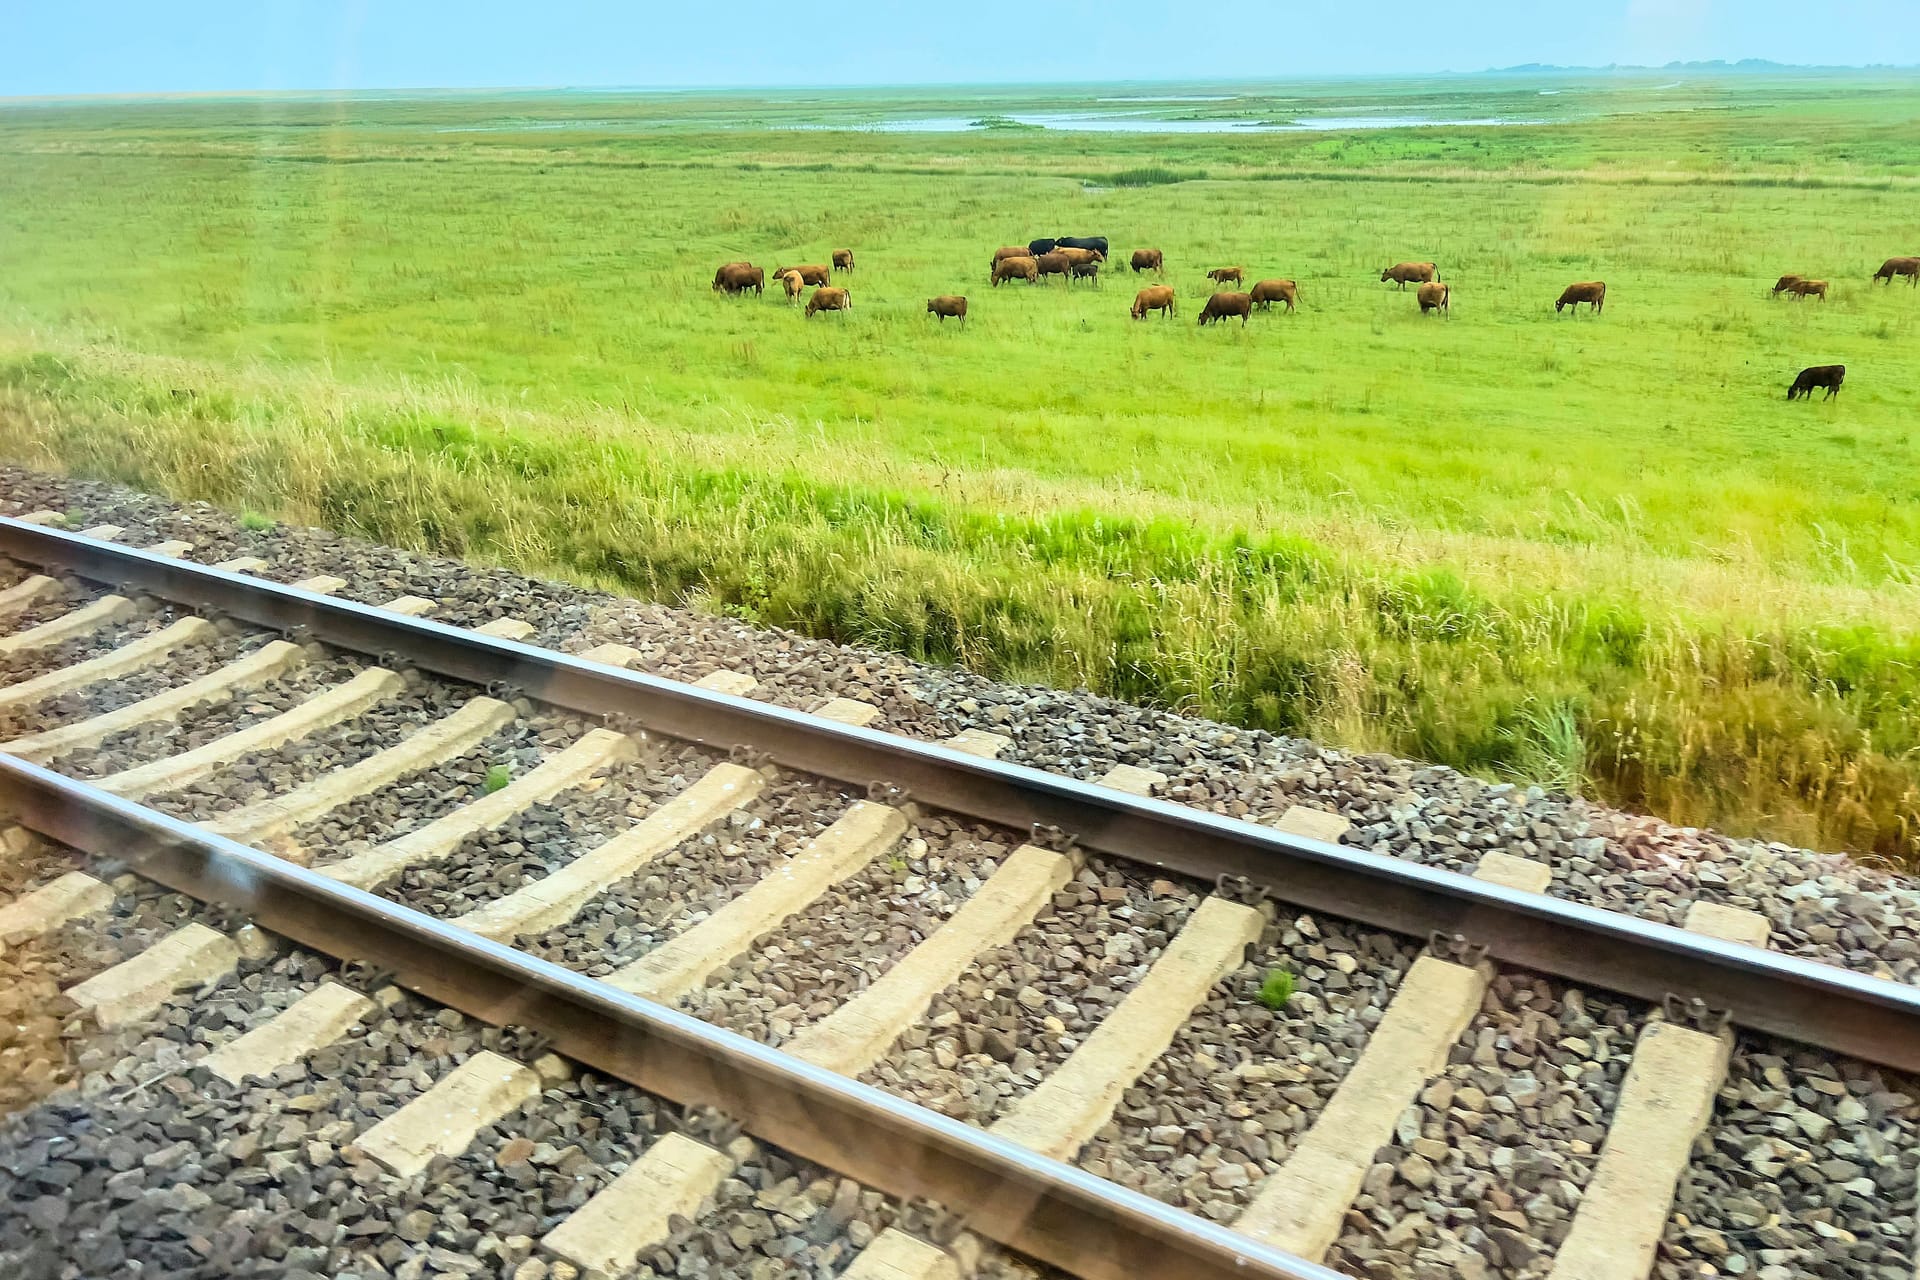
[1197,291,1253,326]
[1787,364,1845,401]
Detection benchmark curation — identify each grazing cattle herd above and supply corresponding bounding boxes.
[713,237,1912,400]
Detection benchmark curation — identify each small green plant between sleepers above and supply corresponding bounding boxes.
[1256,968,1295,1011]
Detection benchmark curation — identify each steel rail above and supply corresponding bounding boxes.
[0,754,1343,1280]
[5,516,1920,1075]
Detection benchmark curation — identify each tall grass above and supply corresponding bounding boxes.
[1,349,1912,863]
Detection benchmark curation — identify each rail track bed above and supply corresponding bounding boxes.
[0,477,1917,1280]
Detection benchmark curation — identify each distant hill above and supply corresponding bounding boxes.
[1487,59,1906,74]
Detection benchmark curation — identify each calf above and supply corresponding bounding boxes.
[1069,260,1101,286]
[805,286,851,317]
[992,256,1039,286]
[1555,281,1606,313]
[712,263,764,295]
[1381,261,1438,289]
[1206,266,1244,287]
[776,264,832,287]
[1197,291,1253,326]
[1250,279,1298,312]
[1786,364,1844,400]
[1131,285,1176,319]
[1788,278,1829,301]
[1033,250,1074,283]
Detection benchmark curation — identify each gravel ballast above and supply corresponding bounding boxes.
[682,812,1012,1048]
[1326,974,1645,1279]
[1657,1045,1920,1280]
[1077,913,1415,1221]
[859,858,1179,1125]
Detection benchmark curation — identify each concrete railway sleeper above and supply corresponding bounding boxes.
[0,520,1916,1279]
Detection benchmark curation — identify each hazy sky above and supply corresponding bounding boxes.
[7,1,1917,97]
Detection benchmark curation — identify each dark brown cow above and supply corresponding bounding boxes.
[1555,281,1606,314]
[712,263,764,295]
[776,269,805,300]
[776,264,832,287]
[1033,250,1074,283]
[1771,274,1805,296]
[1873,257,1919,286]
[1787,364,1845,400]
[1417,281,1450,315]
[832,248,855,273]
[1788,278,1829,301]
[991,255,1039,286]
[1197,291,1253,326]
[1250,279,1298,312]
[1381,261,1439,289]
[1131,285,1176,319]
[1206,267,1244,287]
[1070,260,1101,286]
[1130,248,1163,273]
[992,245,1032,266]
[927,295,967,323]
[805,286,851,317]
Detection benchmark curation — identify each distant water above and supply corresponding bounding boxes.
[782,111,1534,134]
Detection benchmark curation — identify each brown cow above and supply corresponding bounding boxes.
[1055,246,1105,267]
[1873,256,1919,286]
[1771,274,1805,296]
[1417,281,1450,315]
[1070,260,1101,286]
[1788,278,1829,301]
[1555,281,1606,314]
[1131,285,1176,319]
[1787,364,1845,401]
[992,256,1039,286]
[1206,267,1244,287]
[712,263,764,295]
[805,286,851,317]
[1381,261,1439,289]
[1197,291,1253,326]
[1034,251,1074,283]
[832,248,855,273]
[992,245,1032,266]
[776,264,832,287]
[1130,248,1163,274]
[776,269,805,300]
[1250,279,1298,312]
[927,295,967,323]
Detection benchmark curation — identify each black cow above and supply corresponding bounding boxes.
[1055,235,1109,259]
[1786,364,1845,401]
[1027,238,1059,258]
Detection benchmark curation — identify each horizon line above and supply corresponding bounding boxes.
[6,61,1918,106]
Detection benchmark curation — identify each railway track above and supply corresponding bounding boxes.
[0,510,1914,1280]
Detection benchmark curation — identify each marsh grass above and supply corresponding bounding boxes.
[2,75,1918,861]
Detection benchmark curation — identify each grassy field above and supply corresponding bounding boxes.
[2,73,1918,860]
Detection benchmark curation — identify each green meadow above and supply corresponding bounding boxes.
[1,73,1917,859]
